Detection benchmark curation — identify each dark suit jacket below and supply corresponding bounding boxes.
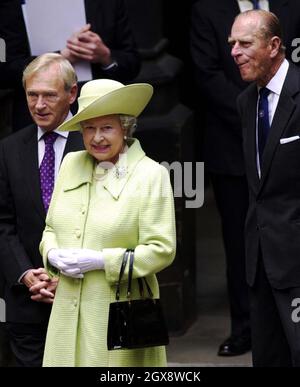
[0,0,140,130]
[190,0,300,175]
[238,63,300,289]
[0,125,84,323]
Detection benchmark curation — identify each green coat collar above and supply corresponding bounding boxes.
[63,138,146,199]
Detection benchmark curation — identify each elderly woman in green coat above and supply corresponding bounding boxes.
[37,79,176,367]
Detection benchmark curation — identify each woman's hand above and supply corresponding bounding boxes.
[65,248,104,272]
[47,248,104,278]
[48,249,84,278]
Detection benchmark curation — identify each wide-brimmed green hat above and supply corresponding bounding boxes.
[58,79,153,132]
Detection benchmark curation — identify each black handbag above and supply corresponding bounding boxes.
[107,249,169,350]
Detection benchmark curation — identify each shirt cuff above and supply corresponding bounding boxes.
[18,269,32,284]
[101,61,118,71]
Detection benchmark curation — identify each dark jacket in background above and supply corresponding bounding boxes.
[0,0,141,130]
[0,126,84,322]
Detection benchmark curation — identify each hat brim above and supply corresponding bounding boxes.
[58,83,153,132]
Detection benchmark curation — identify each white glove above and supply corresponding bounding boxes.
[48,249,72,270]
[48,248,104,278]
[48,249,83,279]
[64,248,104,273]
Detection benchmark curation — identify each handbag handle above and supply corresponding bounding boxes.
[128,250,153,299]
[116,249,132,301]
[137,277,153,299]
[126,249,134,299]
[115,249,154,301]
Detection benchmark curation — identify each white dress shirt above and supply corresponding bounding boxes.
[238,0,269,13]
[256,59,289,177]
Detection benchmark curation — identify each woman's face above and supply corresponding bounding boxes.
[81,114,126,164]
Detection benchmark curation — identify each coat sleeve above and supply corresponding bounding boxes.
[104,164,176,283]
[0,142,34,286]
[0,141,34,286]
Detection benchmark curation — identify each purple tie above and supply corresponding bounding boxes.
[40,132,59,212]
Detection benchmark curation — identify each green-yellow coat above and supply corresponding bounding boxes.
[40,139,176,367]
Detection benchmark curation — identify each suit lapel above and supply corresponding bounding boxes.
[62,131,84,161]
[259,64,299,192]
[20,125,45,219]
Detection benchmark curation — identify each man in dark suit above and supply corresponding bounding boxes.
[190,0,300,356]
[231,9,300,366]
[0,53,84,366]
[0,0,140,131]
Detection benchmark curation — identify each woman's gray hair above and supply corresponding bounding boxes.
[79,114,137,135]
[119,114,137,136]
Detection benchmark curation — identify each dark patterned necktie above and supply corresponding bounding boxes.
[257,87,270,161]
[40,132,59,212]
[251,0,260,9]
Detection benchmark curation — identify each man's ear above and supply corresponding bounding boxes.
[269,36,282,58]
[69,83,78,104]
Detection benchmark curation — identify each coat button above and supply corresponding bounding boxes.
[75,230,81,238]
[73,299,78,307]
[81,206,86,215]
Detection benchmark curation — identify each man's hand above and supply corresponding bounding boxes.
[61,23,112,65]
[22,268,50,289]
[30,277,59,304]
[22,268,56,304]
[61,24,91,63]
